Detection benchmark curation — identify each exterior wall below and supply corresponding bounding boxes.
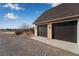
[34,25,37,36]
[77,19,79,44]
[47,23,52,39]
[35,19,77,43]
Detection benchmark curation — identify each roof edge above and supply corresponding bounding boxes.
[32,3,63,24]
[34,14,79,24]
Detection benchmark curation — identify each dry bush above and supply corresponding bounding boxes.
[15,30,23,35]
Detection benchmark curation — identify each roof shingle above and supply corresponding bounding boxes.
[33,3,79,24]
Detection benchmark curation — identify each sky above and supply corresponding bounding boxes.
[0,3,59,29]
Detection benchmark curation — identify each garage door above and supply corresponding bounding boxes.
[37,24,47,37]
[52,21,77,43]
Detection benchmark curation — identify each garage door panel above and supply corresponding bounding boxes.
[52,21,77,43]
[37,24,47,37]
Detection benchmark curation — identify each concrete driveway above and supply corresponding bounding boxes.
[0,33,78,56]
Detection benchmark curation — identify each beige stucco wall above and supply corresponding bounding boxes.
[77,19,79,44]
[47,23,52,39]
[34,25,37,36]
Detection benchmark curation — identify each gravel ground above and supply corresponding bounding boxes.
[0,33,78,56]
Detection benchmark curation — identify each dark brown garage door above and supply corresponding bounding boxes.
[52,21,77,43]
[37,24,47,37]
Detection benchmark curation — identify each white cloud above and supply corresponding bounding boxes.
[50,3,61,7]
[4,13,18,20]
[3,3,24,11]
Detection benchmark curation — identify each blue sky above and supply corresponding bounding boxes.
[0,3,55,29]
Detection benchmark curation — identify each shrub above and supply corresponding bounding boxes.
[15,30,23,35]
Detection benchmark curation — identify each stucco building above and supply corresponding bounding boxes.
[33,3,79,44]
